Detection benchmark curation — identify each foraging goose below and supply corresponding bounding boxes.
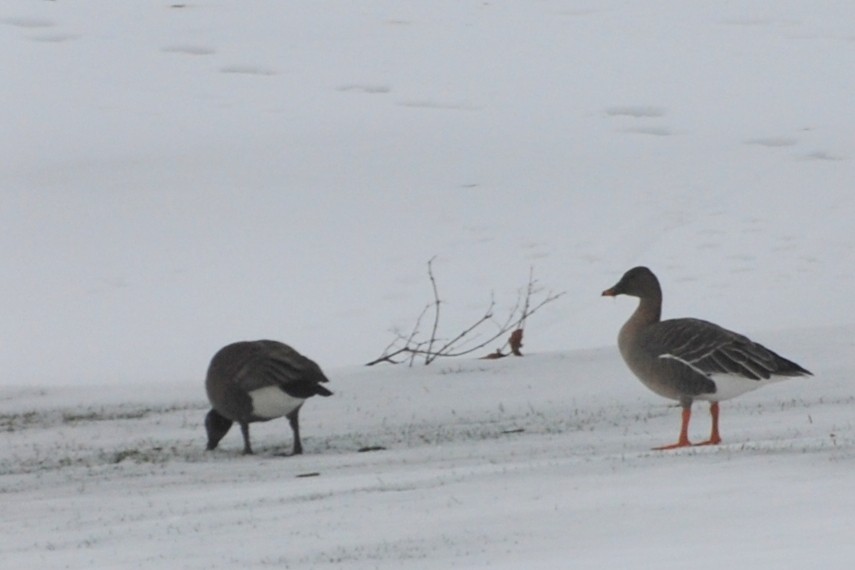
[204,340,332,455]
[602,266,811,449]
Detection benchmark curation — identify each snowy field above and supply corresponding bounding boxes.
[2,1,854,568]
[2,330,854,569]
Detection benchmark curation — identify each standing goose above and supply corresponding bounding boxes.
[602,266,811,449]
[204,340,332,455]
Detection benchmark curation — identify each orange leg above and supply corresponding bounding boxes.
[694,402,722,446]
[654,406,693,450]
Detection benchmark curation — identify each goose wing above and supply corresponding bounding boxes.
[648,318,809,381]
[231,341,333,396]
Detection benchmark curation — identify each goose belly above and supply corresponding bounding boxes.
[248,386,304,419]
[697,373,785,402]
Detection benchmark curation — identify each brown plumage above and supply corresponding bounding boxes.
[204,340,332,455]
[602,266,811,449]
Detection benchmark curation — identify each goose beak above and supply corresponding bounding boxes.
[601,287,617,297]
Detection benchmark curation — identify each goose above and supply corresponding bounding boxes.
[204,340,332,455]
[602,266,811,449]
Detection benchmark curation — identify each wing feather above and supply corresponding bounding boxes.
[649,318,810,381]
[230,341,331,394]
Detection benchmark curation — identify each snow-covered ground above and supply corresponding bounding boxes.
[2,1,854,568]
[2,328,853,568]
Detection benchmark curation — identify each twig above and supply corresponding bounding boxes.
[426,296,495,364]
[518,267,536,331]
[366,259,564,366]
[426,256,441,362]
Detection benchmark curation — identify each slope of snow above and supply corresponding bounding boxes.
[2,1,854,568]
[2,0,853,385]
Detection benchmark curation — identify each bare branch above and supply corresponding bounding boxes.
[425,256,441,362]
[366,260,565,366]
[518,267,536,331]
[426,295,496,363]
[405,303,432,348]
[365,347,408,366]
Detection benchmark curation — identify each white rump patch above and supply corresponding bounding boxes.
[659,353,789,402]
[248,386,304,419]
[697,374,787,402]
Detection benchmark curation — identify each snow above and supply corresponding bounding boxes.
[1,1,854,568]
[2,331,854,568]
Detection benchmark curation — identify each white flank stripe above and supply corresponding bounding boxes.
[248,386,304,419]
[659,353,791,402]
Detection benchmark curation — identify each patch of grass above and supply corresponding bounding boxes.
[106,445,183,465]
[62,407,150,424]
[0,410,40,432]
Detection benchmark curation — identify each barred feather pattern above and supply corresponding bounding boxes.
[649,318,812,381]
[212,340,332,397]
